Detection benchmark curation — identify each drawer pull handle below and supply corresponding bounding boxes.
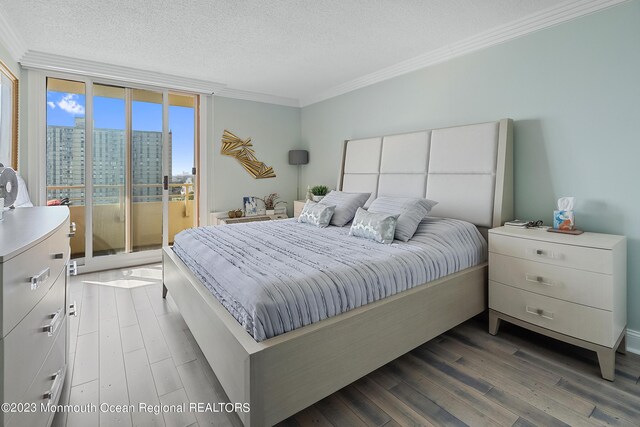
[525,274,554,287]
[68,222,76,237]
[526,305,554,320]
[44,308,64,337]
[30,267,50,290]
[43,366,66,403]
[532,248,559,259]
[68,260,78,276]
[69,301,78,317]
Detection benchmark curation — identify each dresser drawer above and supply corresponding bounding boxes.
[3,269,66,408]
[489,233,612,274]
[2,221,69,337]
[5,316,66,427]
[490,281,614,347]
[489,253,613,310]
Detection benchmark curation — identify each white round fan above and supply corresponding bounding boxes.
[0,164,19,208]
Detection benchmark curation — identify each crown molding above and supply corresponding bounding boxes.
[19,50,300,105]
[5,0,628,107]
[216,87,299,108]
[0,5,28,62]
[300,0,629,107]
[20,51,227,94]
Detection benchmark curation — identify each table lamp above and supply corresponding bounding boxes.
[288,150,309,200]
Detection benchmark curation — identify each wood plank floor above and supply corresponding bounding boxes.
[54,265,640,427]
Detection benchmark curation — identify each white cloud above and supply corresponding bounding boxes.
[57,94,85,115]
[47,101,55,109]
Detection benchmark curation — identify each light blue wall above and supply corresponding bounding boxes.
[211,96,301,216]
[300,2,640,330]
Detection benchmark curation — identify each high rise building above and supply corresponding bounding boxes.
[47,117,172,204]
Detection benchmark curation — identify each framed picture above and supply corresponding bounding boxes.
[0,59,18,170]
[243,196,258,216]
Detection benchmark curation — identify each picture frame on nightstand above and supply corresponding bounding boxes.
[243,196,258,216]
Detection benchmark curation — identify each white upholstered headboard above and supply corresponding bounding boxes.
[338,119,513,229]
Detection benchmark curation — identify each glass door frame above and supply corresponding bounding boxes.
[43,71,201,273]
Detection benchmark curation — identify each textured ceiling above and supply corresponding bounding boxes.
[1,0,560,100]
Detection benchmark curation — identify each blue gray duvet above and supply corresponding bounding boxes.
[172,217,486,342]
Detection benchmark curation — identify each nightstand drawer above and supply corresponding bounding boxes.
[489,233,613,274]
[490,281,614,347]
[489,253,613,310]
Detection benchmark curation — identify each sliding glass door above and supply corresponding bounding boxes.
[168,93,197,244]
[46,77,198,266]
[131,88,164,252]
[46,78,87,258]
[92,84,126,255]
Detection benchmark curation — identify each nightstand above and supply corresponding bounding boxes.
[488,226,627,381]
[293,200,307,219]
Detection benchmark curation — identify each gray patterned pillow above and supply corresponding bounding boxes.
[349,207,399,244]
[368,196,438,241]
[319,190,371,226]
[298,200,336,228]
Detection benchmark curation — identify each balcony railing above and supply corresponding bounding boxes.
[46,183,195,258]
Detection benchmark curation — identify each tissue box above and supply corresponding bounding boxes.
[554,210,574,230]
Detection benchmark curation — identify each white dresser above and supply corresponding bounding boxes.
[0,207,72,427]
[488,226,627,381]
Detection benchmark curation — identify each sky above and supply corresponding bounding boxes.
[47,91,195,176]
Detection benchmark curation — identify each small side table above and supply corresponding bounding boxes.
[488,226,627,381]
[212,213,288,225]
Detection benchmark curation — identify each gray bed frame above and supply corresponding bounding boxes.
[162,118,513,426]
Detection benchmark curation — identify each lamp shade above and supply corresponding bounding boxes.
[288,150,309,165]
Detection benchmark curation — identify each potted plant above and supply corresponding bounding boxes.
[256,193,287,215]
[311,185,328,202]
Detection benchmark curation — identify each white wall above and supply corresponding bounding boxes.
[210,96,301,217]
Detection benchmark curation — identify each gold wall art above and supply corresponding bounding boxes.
[220,130,276,179]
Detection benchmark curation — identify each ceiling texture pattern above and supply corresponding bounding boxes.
[0,0,625,105]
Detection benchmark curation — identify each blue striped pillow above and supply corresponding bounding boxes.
[319,191,371,226]
[367,197,438,241]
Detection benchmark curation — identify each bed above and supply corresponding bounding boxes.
[162,118,513,426]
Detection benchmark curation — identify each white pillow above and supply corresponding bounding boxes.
[368,196,437,241]
[319,190,370,227]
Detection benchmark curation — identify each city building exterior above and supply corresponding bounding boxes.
[46,116,172,204]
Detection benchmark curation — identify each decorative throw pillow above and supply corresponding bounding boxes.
[298,200,336,228]
[368,196,438,241]
[319,190,371,226]
[349,207,399,244]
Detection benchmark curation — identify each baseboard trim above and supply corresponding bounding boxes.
[626,329,640,355]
